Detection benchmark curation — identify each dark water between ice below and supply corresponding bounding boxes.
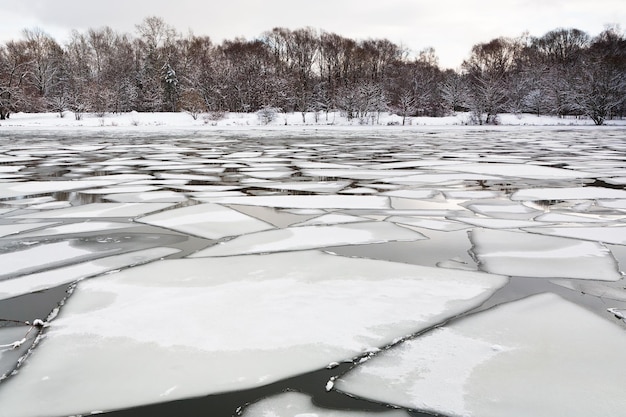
[1,128,625,417]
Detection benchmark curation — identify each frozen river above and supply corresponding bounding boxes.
[0,128,626,417]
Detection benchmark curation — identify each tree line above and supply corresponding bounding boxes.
[1,17,625,125]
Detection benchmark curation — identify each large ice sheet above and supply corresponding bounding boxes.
[137,203,274,239]
[242,392,409,417]
[190,222,425,257]
[12,203,175,219]
[470,229,622,281]
[335,293,626,417]
[0,251,507,417]
[0,247,180,301]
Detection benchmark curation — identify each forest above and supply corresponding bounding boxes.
[0,17,625,125]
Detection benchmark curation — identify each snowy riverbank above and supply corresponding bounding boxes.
[1,111,625,131]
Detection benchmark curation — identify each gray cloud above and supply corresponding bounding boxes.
[1,0,624,68]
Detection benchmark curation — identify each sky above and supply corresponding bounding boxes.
[0,0,624,69]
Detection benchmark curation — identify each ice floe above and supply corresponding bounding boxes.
[137,203,274,239]
[190,222,425,256]
[104,191,188,203]
[16,221,133,238]
[551,279,626,302]
[511,187,626,201]
[0,251,507,417]
[12,203,176,219]
[0,222,57,238]
[0,180,119,199]
[0,241,121,279]
[0,247,180,301]
[470,229,622,281]
[202,195,390,209]
[464,200,542,219]
[335,293,626,417]
[0,325,38,380]
[429,162,596,179]
[386,216,469,231]
[524,226,626,245]
[241,391,409,417]
[292,213,367,227]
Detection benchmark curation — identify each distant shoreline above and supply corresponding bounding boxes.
[2,111,624,131]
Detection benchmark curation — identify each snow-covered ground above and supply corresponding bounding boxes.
[1,110,625,130]
[0,126,625,417]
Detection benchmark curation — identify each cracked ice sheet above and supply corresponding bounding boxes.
[12,203,176,219]
[137,203,274,239]
[0,247,180,301]
[203,195,390,209]
[190,222,425,257]
[335,293,626,417]
[470,229,621,281]
[0,251,507,416]
[242,392,409,417]
[524,226,626,245]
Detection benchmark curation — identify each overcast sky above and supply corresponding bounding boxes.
[1,0,623,69]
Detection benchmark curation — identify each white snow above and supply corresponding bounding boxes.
[1,111,623,130]
[136,203,274,239]
[335,293,626,417]
[470,229,622,281]
[0,251,507,417]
